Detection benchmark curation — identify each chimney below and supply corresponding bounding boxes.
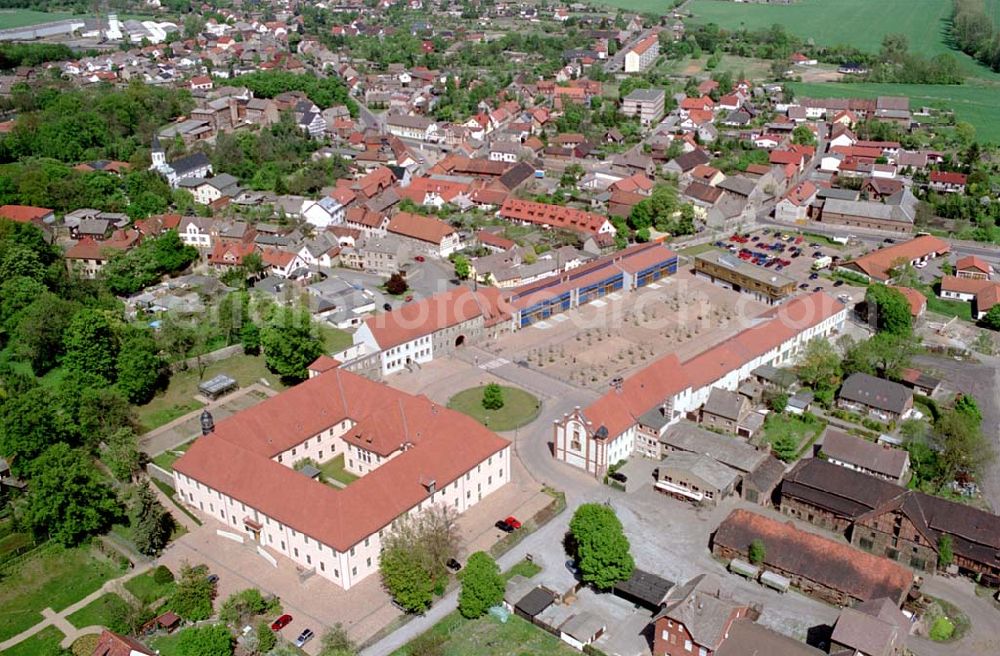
[200,410,215,435]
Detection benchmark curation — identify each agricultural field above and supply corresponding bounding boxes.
[686,0,1000,79]
[0,9,79,29]
[789,81,1000,143]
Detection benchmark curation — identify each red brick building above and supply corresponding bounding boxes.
[653,574,749,656]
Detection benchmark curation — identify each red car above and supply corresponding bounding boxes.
[504,516,522,530]
[271,615,293,631]
[414,255,425,262]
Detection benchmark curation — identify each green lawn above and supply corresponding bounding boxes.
[789,81,1000,143]
[151,439,194,472]
[136,353,286,432]
[0,625,65,656]
[447,385,542,431]
[124,570,176,604]
[0,545,126,641]
[321,325,353,352]
[66,592,128,630]
[391,613,579,656]
[923,288,974,321]
[0,9,79,29]
[763,413,824,459]
[504,558,542,581]
[318,453,359,485]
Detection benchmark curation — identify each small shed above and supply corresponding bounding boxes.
[514,587,556,622]
[729,559,760,580]
[760,570,790,593]
[559,611,606,650]
[613,568,675,611]
[198,374,238,400]
[299,464,321,479]
[155,611,182,632]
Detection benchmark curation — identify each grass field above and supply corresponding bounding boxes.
[0,9,79,29]
[0,625,64,656]
[789,81,1000,143]
[136,353,282,432]
[66,592,128,630]
[0,545,125,641]
[391,613,579,656]
[447,385,542,431]
[318,453,359,485]
[124,570,176,604]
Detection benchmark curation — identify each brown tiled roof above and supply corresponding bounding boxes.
[713,509,913,603]
[174,368,509,552]
[0,204,52,222]
[94,630,155,656]
[716,619,824,656]
[499,198,610,235]
[821,429,909,479]
[956,255,991,273]
[387,211,455,245]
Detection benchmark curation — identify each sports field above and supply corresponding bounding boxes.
[789,81,1000,143]
[0,9,79,29]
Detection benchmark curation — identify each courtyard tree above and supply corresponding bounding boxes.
[386,272,408,295]
[795,337,842,391]
[458,551,505,618]
[568,503,635,590]
[864,284,912,336]
[843,332,915,380]
[379,506,459,612]
[748,538,766,564]
[482,382,504,410]
[219,588,273,625]
[792,124,816,146]
[932,407,994,483]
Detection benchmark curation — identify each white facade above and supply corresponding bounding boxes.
[302,197,346,229]
[173,444,509,590]
[353,323,434,377]
[178,218,213,248]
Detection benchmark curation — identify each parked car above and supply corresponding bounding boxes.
[495,519,516,533]
[883,238,895,244]
[446,558,462,572]
[504,516,522,530]
[915,261,928,269]
[813,286,824,292]
[383,302,392,311]
[294,629,314,647]
[414,255,425,262]
[206,574,219,585]
[565,559,580,575]
[270,615,293,631]
[833,280,845,287]
[799,283,810,290]
[609,471,627,483]
[809,272,819,280]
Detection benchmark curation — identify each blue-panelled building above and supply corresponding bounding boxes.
[506,242,678,329]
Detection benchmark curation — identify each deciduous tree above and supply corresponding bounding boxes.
[458,551,505,618]
[175,623,232,656]
[63,308,118,383]
[261,308,325,381]
[0,387,70,475]
[482,383,504,410]
[568,503,634,590]
[864,284,912,335]
[116,331,164,404]
[169,563,217,621]
[318,624,356,656]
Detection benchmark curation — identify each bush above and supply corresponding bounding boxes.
[153,565,175,585]
[930,616,955,641]
[71,634,100,656]
[481,383,504,410]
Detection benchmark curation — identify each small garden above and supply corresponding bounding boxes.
[762,412,825,462]
[447,383,541,431]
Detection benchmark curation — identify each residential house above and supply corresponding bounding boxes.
[177,216,214,249]
[622,88,665,125]
[820,195,917,234]
[386,114,439,141]
[955,255,992,280]
[499,199,616,237]
[714,620,824,656]
[821,428,910,484]
[774,181,817,222]
[624,34,659,73]
[652,574,749,656]
[93,629,155,656]
[837,373,913,422]
[829,601,909,656]
[386,211,459,257]
[64,230,141,278]
[302,195,349,229]
[209,241,257,269]
[655,452,741,506]
[928,171,967,194]
[700,388,752,435]
[938,275,1000,318]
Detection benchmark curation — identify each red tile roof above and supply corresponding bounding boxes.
[94,630,155,656]
[783,181,817,206]
[0,204,52,223]
[363,286,508,350]
[929,171,967,185]
[888,286,926,317]
[174,368,509,552]
[209,241,257,266]
[956,255,991,274]
[845,236,950,281]
[65,230,140,260]
[476,230,516,251]
[631,34,659,56]
[387,211,456,245]
[499,198,611,235]
[261,247,296,268]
